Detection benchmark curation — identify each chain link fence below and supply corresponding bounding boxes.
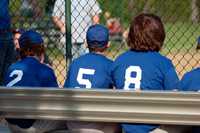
[10,0,200,86]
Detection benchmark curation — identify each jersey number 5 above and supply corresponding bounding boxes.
[7,70,23,87]
[77,68,95,88]
[124,66,142,90]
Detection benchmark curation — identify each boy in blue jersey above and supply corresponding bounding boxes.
[111,14,179,133]
[178,69,200,133]
[64,24,113,89]
[64,24,119,133]
[4,30,65,133]
[179,68,200,91]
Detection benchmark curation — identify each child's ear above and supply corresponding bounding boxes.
[85,42,88,48]
[106,42,111,48]
[39,53,45,64]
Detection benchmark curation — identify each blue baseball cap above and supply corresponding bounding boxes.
[19,30,44,48]
[197,36,200,44]
[86,24,109,47]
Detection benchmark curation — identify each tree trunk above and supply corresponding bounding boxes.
[128,0,134,11]
[191,0,199,23]
[143,0,151,13]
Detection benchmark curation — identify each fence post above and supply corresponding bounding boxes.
[65,0,72,63]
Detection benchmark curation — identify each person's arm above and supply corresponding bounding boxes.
[178,73,190,91]
[163,61,179,90]
[89,0,102,24]
[52,16,65,33]
[92,15,100,24]
[40,66,58,87]
[52,0,66,33]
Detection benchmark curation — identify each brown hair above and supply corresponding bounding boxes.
[20,44,45,59]
[128,13,165,52]
[88,45,107,53]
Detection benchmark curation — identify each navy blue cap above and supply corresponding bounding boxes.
[19,30,44,48]
[86,24,109,47]
[198,36,200,44]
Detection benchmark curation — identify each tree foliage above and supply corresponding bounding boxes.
[98,0,194,26]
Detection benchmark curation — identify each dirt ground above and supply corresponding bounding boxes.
[167,52,200,79]
[52,58,67,87]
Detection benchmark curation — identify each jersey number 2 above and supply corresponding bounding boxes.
[77,68,95,88]
[124,66,142,90]
[7,70,23,87]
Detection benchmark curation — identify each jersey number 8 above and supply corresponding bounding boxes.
[124,66,142,90]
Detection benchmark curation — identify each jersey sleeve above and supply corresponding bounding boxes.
[178,73,190,91]
[3,66,12,86]
[107,60,114,89]
[40,66,58,88]
[63,71,70,88]
[163,60,179,90]
[63,64,72,89]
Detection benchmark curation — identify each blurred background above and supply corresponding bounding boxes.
[9,0,200,86]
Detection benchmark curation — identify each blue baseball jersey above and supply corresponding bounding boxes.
[4,57,58,128]
[112,50,179,133]
[179,68,200,91]
[178,68,200,133]
[4,57,58,88]
[0,0,10,29]
[64,53,113,89]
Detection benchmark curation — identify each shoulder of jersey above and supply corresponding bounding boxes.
[183,67,200,78]
[71,54,93,63]
[114,51,131,61]
[39,63,54,73]
[8,60,25,70]
[105,57,113,64]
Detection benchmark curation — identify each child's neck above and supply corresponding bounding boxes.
[27,55,43,63]
[92,51,105,55]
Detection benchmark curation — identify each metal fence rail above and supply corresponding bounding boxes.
[0,87,200,125]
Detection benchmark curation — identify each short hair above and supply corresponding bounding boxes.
[19,44,45,59]
[88,45,107,53]
[128,13,165,52]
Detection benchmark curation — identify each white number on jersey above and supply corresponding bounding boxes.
[77,68,95,88]
[7,70,23,87]
[124,66,142,90]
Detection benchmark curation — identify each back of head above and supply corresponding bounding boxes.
[128,13,165,52]
[19,30,44,59]
[86,24,109,52]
